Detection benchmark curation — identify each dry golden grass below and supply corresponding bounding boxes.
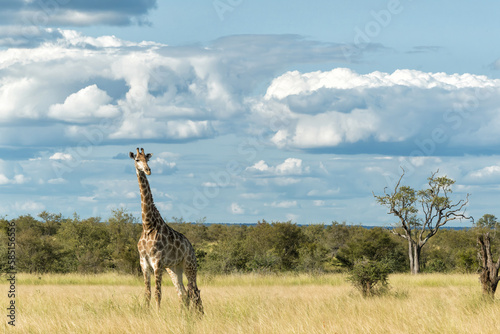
[2,273,500,333]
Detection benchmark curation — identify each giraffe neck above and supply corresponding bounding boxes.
[136,170,162,232]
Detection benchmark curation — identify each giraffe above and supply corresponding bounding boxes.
[129,148,204,315]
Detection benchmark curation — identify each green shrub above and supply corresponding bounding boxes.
[347,259,390,297]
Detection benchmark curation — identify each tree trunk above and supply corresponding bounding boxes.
[408,241,421,274]
[477,233,500,298]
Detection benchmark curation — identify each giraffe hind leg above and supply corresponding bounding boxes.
[185,266,204,315]
[167,266,188,307]
[153,267,163,309]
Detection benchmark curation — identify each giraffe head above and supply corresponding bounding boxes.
[129,147,153,175]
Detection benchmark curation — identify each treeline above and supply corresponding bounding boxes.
[0,209,497,275]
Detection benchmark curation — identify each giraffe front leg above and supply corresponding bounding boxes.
[187,280,204,316]
[140,257,151,307]
[154,267,163,309]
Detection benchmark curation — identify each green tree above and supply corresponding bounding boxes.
[336,227,406,272]
[107,209,141,274]
[0,218,10,272]
[374,169,472,274]
[203,225,249,273]
[298,224,330,272]
[58,215,111,273]
[475,214,499,230]
[243,221,278,272]
[38,211,64,236]
[423,229,478,273]
[269,221,305,271]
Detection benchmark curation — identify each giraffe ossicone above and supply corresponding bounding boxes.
[130,147,204,315]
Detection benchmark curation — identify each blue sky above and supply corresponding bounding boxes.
[1,0,500,226]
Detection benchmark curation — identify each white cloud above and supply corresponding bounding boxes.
[286,213,299,222]
[230,202,245,214]
[0,174,10,185]
[246,158,309,176]
[156,151,180,159]
[469,165,500,180]
[276,158,310,175]
[78,196,97,202]
[49,152,73,161]
[48,85,119,123]
[149,157,177,174]
[156,202,173,212]
[13,174,29,184]
[406,157,442,168]
[247,160,270,172]
[125,192,137,199]
[48,178,67,184]
[14,201,45,212]
[58,30,161,48]
[240,193,265,199]
[0,30,231,144]
[267,200,298,208]
[274,177,301,186]
[4,31,500,153]
[272,109,380,148]
[265,68,500,100]
[0,174,30,185]
[307,188,341,197]
[252,68,500,150]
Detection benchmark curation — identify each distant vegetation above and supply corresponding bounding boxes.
[1,209,498,276]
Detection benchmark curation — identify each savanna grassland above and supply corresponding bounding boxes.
[2,273,500,334]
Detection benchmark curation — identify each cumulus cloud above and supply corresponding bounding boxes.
[0,174,29,185]
[3,30,500,156]
[246,158,310,176]
[466,164,500,184]
[0,29,228,144]
[49,85,119,123]
[271,109,379,148]
[275,158,310,175]
[149,157,177,175]
[247,160,270,172]
[0,158,30,185]
[49,152,73,161]
[251,68,500,151]
[230,202,245,214]
[264,68,499,99]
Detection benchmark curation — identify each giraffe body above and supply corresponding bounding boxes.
[130,148,203,314]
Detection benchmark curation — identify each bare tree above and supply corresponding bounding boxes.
[374,169,472,274]
[477,233,500,298]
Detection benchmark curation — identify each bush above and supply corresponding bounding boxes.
[335,227,406,272]
[347,259,390,297]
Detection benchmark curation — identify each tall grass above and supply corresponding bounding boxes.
[3,273,500,333]
[14,272,348,287]
[16,272,143,286]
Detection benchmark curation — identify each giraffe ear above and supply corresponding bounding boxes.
[129,152,136,159]
[146,153,153,160]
